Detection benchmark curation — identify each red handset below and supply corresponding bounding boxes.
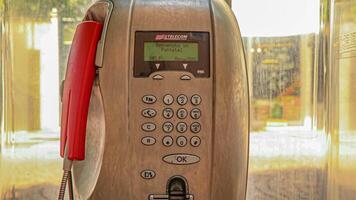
[60,21,103,161]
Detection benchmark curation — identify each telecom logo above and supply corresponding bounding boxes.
[155,34,189,41]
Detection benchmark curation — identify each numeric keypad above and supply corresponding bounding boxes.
[141,94,203,148]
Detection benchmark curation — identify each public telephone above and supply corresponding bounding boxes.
[59,0,249,200]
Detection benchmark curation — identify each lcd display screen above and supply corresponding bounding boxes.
[144,42,199,62]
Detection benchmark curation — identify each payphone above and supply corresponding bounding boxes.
[59,0,249,199]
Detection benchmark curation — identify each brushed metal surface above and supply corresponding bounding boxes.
[73,80,106,200]
[210,0,249,199]
[72,0,249,199]
[83,0,114,68]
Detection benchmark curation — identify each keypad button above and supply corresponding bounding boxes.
[163,108,174,119]
[141,170,156,180]
[180,75,192,81]
[141,136,156,146]
[142,108,157,118]
[163,136,174,147]
[177,136,188,147]
[190,136,201,147]
[163,154,200,165]
[142,123,156,132]
[142,95,157,104]
[163,122,174,133]
[163,94,174,105]
[153,74,164,80]
[177,108,188,119]
[190,122,201,133]
[177,94,188,105]
[191,94,202,106]
[177,122,188,133]
[190,108,201,119]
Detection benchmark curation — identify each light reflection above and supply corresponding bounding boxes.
[38,14,60,131]
[250,128,327,166]
[233,0,320,37]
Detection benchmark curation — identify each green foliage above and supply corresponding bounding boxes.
[58,0,93,18]
[7,0,92,21]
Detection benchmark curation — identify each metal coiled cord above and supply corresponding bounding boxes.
[58,170,74,200]
[68,171,74,199]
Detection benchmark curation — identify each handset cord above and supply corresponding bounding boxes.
[58,158,74,200]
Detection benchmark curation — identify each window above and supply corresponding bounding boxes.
[0,1,94,198]
[232,0,328,199]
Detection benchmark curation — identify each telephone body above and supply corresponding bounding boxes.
[60,0,249,199]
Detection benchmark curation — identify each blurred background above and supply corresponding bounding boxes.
[0,0,355,199]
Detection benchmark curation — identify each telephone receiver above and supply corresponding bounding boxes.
[59,0,249,200]
[60,0,112,162]
[60,21,102,161]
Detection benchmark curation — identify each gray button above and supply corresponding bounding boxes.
[177,108,188,119]
[191,94,202,106]
[141,136,156,146]
[177,94,188,105]
[177,122,188,133]
[163,108,174,119]
[163,154,200,165]
[180,75,191,80]
[142,123,156,132]
[149,195,169,200]
[153,74,164,80]
[143,95,157,104]
[142,108,157,118]
[190,136,201,147]
[177,136,188,147]
[163,136,174,147]
[141,170,156,180]
[163,122,174,133]
[190,108,201,119]
[163,94,174,105]
[150,195,193,200]
[190,122,201,133]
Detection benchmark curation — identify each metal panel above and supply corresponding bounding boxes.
[72,0,249,199]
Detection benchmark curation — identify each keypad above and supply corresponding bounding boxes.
[163,94,174,105]
[176,122,188,133]
[142,95,157,104]
[162,122,174,133]
[141,136,156,146]
[191,94,202,106]
[141,94,203,148]
[177,108,188,119]
[190,108,201,119]
[162,108,174,119]
[177,136,188,147]
[190,122,201,133]
[163,136,174,147]
[190,136,201,147]
[142,108,157,118]
[142,122,156,132]
[177,94,188,105]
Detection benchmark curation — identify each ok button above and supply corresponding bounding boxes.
[163,154,200,165]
